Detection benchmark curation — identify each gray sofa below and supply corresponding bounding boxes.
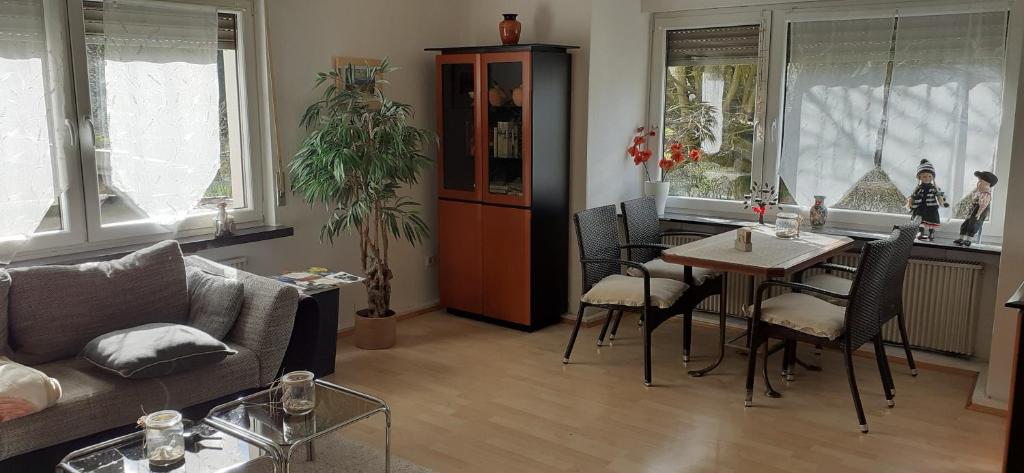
[0,242,299,461]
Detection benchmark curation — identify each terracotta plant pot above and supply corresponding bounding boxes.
[499,13,521,45]
[354,309,397,350]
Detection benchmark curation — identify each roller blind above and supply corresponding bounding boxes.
[666,25,760,64]
[82,0,237,49]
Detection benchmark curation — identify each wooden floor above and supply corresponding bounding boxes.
[326,311,1004,473]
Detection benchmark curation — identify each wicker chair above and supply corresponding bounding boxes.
[745,227,906,433]
[616,197,725,364]
[563,204,696,386]
[797,221,919,394]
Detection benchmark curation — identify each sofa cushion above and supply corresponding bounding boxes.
[7,240,189,365]
[0,269,9,357]
[0,343,259,460]
[187,267,244,340]
[82,323,236,379]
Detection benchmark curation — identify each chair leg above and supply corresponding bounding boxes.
[642,308,652,386]
[745,324,761,407]
[781,340,792,379]
[597,309,614,346]
[843,347,869,433]
[874,336,895,407]
[787,341,797,381]
[609,310,623,340]
[563,305,586,364]
[896,307,918,376]
[682,310,693,363]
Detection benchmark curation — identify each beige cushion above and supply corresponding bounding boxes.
[802,273,852,305]
[756,292,846,340]
[626,258,720,286]
[581,274,688,309]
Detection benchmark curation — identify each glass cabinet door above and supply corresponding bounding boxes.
[437,54,481,200]
[482,52,531,206]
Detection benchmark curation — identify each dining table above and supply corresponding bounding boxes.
[661,225,855,386]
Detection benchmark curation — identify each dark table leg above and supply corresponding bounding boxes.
[689,275,728,377]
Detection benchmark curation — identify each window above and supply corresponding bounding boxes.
[1,0,263,261]
[661,25,761,201]
[651,2,1016,241]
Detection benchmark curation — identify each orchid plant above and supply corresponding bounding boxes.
[627,126,702,182]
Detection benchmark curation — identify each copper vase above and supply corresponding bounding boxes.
[499,13,521,45]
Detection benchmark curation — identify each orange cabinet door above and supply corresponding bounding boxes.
[436,54,483,201]
[480,52,532,207]
[482,205,531,325]
[438,200,483,314]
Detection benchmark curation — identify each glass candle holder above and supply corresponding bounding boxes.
[281,371,316,415]
[144,410,185,466]
[775,212,801,239]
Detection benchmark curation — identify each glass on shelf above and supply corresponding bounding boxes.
[486,61,525,197]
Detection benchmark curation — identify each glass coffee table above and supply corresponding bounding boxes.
[205,379,391,473]
[57,422,274,473]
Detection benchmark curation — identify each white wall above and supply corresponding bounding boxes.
[201,0,598,326]
[585,0,651,208]
[198,0,467,328]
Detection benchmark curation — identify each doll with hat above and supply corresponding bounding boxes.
[906,159,949,241]
[954,170,998,247]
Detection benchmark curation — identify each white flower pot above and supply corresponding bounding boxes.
[644,180,670,217]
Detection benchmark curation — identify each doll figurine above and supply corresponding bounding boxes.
[954,171,998,247]
[907,159,949,241]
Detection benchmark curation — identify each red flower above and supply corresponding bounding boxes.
[649,130,656,137]
[671,151,685,163]
[689,148,702,161]
[627,145,638,157]
[658,158,673,171]
[669,142,682,152]
[633,136,645,146]
[641,149,653,160]
[636,126,645,133]
[752,205,766,216]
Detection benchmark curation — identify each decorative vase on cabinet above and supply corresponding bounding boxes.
[428,44,577,330]
[499,14,521,45]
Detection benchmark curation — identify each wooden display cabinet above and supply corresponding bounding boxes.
[428,44,574,330]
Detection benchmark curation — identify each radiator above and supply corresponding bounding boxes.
[215,256,249,271]
[661,235,984,356]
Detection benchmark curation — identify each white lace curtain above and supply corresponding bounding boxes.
[0,0,69,264]
[100,0,220,226]
[779,11,1007,211]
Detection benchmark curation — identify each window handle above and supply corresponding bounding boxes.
[65,118,77,147]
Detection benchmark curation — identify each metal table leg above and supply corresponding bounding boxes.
[384,405,392,473]
[689,275,728,377]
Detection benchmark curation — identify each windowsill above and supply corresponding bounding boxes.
[8,225,294,267]
[660,210,1002,256]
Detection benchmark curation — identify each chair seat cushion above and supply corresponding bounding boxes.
[802,274,852,305]
[581,274,688,309]
[626,259,721,285]
[757,292,846,340]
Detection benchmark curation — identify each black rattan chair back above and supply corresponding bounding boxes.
[885,221,919,312]
[620,196,662,263]
[574,205,621,294]
[844,229,903,349]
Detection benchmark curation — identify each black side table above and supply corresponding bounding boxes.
[279,288,340,378]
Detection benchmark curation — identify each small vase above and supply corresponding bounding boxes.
[644,181,670,217]
[499,13,521,45]
[809,195,828,229]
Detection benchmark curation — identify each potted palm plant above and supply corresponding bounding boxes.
[290,59,432,349]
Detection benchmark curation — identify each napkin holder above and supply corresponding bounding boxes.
[735,227,752,252]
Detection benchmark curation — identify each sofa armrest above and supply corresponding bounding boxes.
[184,256,299,386]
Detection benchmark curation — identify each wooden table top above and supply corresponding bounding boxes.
[661,226,854,278]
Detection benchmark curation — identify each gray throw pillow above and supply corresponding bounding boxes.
[186,267,244,340]
[0,269,9,357]
[82,323,236,379]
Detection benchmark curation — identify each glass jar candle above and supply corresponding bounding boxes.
[281,371,316,415]
[144,410,185,466]
[775,212,801,239]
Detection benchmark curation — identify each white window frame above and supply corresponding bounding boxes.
[649,0,1022,244]
[649,9,772,220]
[12,0,267,261]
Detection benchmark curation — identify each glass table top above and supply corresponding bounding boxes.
[206,381,387,447]
[60,423,273,473]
